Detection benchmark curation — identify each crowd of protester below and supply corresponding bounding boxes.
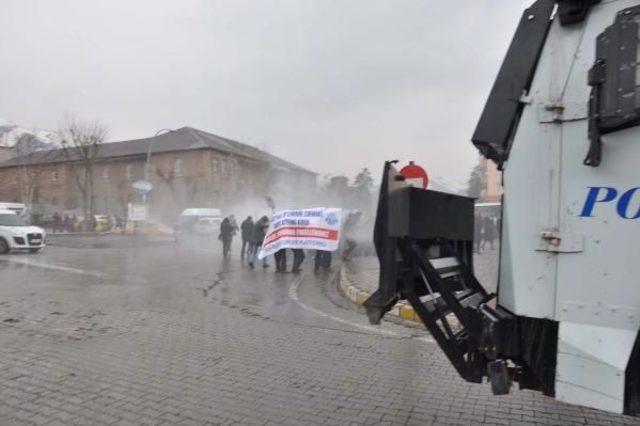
[474,214,500,253]
[217,212,354,274]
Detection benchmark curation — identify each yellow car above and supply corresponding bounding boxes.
[93,215,110,232]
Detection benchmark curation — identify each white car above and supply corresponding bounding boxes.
[193,217,222,234]
[0,209,46,254]
[176,208,223,235]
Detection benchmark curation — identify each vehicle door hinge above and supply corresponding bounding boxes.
[537,101,588,123]
[536,230,584,253]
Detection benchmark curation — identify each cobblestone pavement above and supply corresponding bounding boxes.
[0,240,637,425]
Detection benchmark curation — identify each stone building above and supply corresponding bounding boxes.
[0,126,316,222]
[481,157,502,203]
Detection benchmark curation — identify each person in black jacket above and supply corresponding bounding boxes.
[248,216,270,269]
[240,216,254,260]
[274,249,287,272]
[219,217,234,257]
[291,249,305,273]
[314,250,331,273]
[474,213,482,253]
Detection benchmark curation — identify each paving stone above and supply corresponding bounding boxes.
[0,245,635,425]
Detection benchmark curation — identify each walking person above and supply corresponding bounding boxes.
[219,217,234,257]
[274,249,287,272]
[291,249,305,273]
[314,250,332,273]
[62,215,70,233]
[248,216,269,269]
[479,215,489,252]
[70,214,78,232]
[240,216,254,260]
[474,213,482,253]
[52,212,61,233]
[487,216,497,250]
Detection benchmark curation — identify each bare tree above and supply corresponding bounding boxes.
[466,156,487,200]
[59,115,108,231]
[14,134,44,216]
[154,164,199,216]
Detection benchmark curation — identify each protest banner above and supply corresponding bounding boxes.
[258,207,342,259]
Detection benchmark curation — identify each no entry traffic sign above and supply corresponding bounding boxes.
[399,161,429,189]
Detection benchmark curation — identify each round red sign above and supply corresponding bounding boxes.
[399,161,429,189]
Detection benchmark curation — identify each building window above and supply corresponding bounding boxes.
[51,165,59,182]
[211,158,219,175]
[126,164,134,180]
[174,157,184,177]
[220,159,227,175]
[12,174,19,187]
[102,165,110,182]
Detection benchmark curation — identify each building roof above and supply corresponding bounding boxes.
[0,126,315,175]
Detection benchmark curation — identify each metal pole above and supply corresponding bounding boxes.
[142,128,172,215]
[144,128,172,182]
[142,129,173,205]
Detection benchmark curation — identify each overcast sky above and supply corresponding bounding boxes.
[1,0,531,187]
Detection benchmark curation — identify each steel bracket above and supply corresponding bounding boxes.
[536,230,584,253]
[537,101,588,123]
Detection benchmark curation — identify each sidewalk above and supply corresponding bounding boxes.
[340,249,500,323]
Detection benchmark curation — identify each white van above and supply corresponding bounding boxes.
[176,208,223,239]
[0,202,27,216]
[0,209,46,254]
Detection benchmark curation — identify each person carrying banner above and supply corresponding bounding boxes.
[257,208,342,276]
[314,250,331,273]
[292,249,305,273]
[274,249,287,272]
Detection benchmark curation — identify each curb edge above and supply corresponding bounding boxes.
[338,268,419,323]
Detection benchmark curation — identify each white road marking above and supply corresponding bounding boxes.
[288,275,433,343]
[0,257,105,277]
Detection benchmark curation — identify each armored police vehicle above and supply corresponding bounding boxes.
[365,0,640,416]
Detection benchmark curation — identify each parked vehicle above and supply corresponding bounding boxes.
[177,208,222,233]
[0,202,27,216]
[0,209,46,254]
[93,215,111,232]
[194,217,220,234]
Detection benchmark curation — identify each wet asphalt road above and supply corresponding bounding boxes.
[0,238,637,425]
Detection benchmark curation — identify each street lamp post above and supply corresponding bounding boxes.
[142,128,173,204]
[138,129,172,232]
[144,128,173,183]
